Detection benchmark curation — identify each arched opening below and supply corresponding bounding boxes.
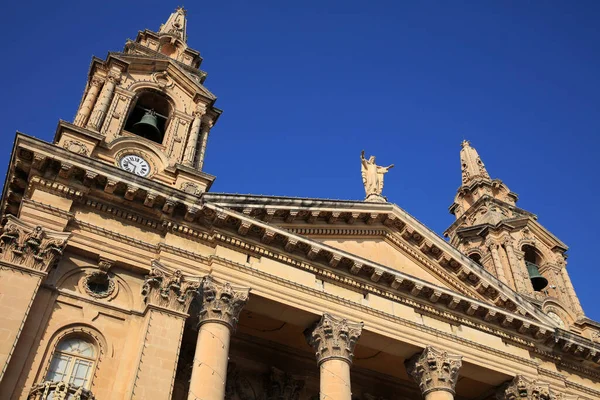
[468,253,483,267]
[160,42,177,57]
[521,244,548,291]
[45,336,98,389]
[124,90,171,144]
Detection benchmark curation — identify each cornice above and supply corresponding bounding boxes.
[4,137,600,372]
[48,214,600,379]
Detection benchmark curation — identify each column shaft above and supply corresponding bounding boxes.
[560,267,584,316]
[187,277,250,400]
[188,322,231,400]
[489,244,507,283]
[74,77,103,126]
[504,243,531,295]
[195,123,211,170]
[133,262,202,400]
[319,359,351,400]
[425,392,453,400]
[183,113,202,166]
[305,314,363,400]
[87,77,117,131]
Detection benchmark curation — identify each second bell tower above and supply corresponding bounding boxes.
[445,140,584,329]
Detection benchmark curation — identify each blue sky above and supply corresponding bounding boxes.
[2,1,599,320]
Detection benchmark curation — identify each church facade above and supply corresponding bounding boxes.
[0,8,599,400]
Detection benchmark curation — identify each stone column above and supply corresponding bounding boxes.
[496,375,553,400]
[502,238,531,295]
[188,277,250,400]
[559,266,584,318]
[305,313,364,400]
[405,346,462,400]
[195,120,213,170]
[86,72,120,131]
[130,262,201,400]
[183,105,206,167]
[74,76,104,127]
[0,216,70,383]
[487,241,508,284]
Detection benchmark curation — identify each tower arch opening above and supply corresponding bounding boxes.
[124,90,172,144]
[522,244,548,292]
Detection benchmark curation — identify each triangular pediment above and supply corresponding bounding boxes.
[203,193,560,331]
[109,51,217,101]
[314,237,451,288]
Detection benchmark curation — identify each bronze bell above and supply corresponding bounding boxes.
[132,110,162,142]
[525,261,548,291]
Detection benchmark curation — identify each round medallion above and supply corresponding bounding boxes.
[119,154,150,177]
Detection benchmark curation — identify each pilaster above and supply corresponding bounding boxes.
[130,261,201,400]
[0,216,70,384]
[405,346,462,400]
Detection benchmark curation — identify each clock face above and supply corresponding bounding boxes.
[119,155,150,177]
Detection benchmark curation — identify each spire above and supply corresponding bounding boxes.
[158,7,187,43]
[460,140,491,186]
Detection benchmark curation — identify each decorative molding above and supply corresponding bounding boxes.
[80,271,117,300]
[0,215,70,273]
[197,276,250,331]
[141,260,201,314]
[405,346,462,396]
[305,313,363,366]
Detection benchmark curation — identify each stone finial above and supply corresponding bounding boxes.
[460,140,491,185]
[305,313,364,366]
[141,260,201,314]
[158,7,187,42]
[495,375,553,400]
[405,346,463,396]
[197,276,250,331]
[0,215,70,273]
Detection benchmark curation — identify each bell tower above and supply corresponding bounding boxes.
[57,7,221,195]
[444,140,584,327]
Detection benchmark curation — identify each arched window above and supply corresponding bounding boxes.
[468,253,483,267]
[521,244,548,291]
[46,337,97,389]
[124,90,171,144]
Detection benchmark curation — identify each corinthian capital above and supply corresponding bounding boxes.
[305,313,363,365]
[405,346,462,396]
[0,216,70,273]
[496,375,553,400]
[197,276,250,331]
[141,261,201,314]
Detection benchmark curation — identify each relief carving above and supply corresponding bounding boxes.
[405,346,462,396]
[62,140,89,155]
[265,367,304,400]
[198,276,250,330]
[141,260,201,313]
[0,215,70,273]
[305,313,363,365]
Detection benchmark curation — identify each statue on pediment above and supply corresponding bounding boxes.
[361,150,394,202]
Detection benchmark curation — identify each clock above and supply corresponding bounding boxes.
[119,154,150,177]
